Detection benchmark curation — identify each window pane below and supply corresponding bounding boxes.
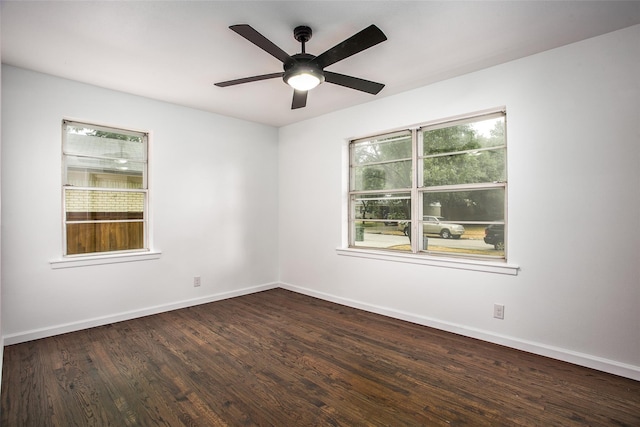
[421,189,505,256]
[422,148,505,187]
[66,222,144,255]
[353,193,410,220]
[65,155,144,188]
[353,132,411,165]
[352,160,412,191]
[423,115,505,156]
[65,189,145,255]
[64,131,145,161]
[65,189,144,220]
[423,189,504,222]
[352,193,411,251]
[353,220,411,251]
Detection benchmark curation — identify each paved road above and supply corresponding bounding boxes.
[354,232,410,248]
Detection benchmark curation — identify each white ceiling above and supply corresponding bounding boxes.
[2,1,639,127]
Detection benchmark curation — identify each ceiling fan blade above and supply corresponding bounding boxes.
[214,72,283,87]
[230,24,291,63]
[313,25,387,69]
[291,90,308,109]
[324,71,385,94]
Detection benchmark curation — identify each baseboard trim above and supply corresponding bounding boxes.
[3,282,279,346]
[279,282,640,381]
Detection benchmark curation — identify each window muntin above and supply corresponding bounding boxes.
[349,111,507,259]
[63,121,148,256]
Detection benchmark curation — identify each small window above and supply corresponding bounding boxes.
[62,120,148,256]
[349,110,507,260]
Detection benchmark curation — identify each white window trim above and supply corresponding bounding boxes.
[339,107,519,275]
[50,250,162,269]
[336,247,518,275]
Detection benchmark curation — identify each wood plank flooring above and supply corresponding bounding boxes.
[2,288,639,426]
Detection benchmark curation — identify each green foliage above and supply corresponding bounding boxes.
[68,126,141,142]
[353,118,506,222]
[91,130,141,142]
[363,168,387,191]
[423,124,480,155]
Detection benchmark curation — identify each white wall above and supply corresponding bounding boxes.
[1,65,279,342]
[278,25,640,379]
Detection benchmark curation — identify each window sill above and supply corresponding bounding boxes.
[50,250,162,269]
[336,247,519,275]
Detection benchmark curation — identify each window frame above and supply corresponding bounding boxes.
[60,119,152,259]
[341,108,518,275]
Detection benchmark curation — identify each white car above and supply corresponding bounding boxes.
[401,216,465,239]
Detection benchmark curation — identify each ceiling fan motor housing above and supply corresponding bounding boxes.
[283,53,325,88]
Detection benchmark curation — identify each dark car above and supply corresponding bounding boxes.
[484,224,504,250]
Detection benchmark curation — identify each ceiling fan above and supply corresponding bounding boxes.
[214,24,387,109]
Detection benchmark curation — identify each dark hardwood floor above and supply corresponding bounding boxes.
[2,288,639,426]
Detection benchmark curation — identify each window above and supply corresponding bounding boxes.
[62,120,148,256]
[349,110,506,260]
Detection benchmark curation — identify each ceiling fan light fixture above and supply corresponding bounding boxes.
[284,66,325,91]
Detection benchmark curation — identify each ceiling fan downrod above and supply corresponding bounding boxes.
[293,26,312,54]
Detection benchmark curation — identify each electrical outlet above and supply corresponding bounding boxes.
[193,276,201,287]
[493,303,505,319]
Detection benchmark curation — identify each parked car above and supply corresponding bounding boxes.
[400,216,465,239]
[484,224,504,250]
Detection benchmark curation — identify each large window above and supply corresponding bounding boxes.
[349,110,506,260]
[62,120,148,256]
